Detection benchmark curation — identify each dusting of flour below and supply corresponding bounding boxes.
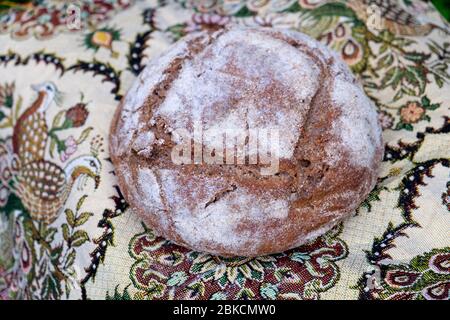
[153,28,321,159]
[331,77,382,167]
[156,168,289,252]
[112,27,383,256]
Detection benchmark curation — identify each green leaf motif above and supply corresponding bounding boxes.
[52,109,66,128]
[167,271,188,287]
[218,273,228,288]
[380,67,398,87]
[395,122,414,131]
[49,138,56,158]
[74,212,93,227]
[50,245,63,263]
[236,272,246,287]
[308,2,356,18]
[190,262,204,273]
[65,250,76,269]
[76,195,88,211]
[274,267,291,282]
[260,283,279,300]
[4,95,13,109]
[70,230,89,247]
[106,285,132,300]
[210,292,227,300]
[236,288,255,299]
[394,88,404,101]
[44,227,57,242]
[434,74,444,88]
[62,223,70,242]
[404,51,430,63]
[187,281,205,298]
[76,127,93,144]
[251,269,263,282]
[406,66,426,94]
[291,252,312,263]
[65,208,75,227]
[379,43,389,55]
[233,5,255,17]
[421,96,440,110]
[421,96,431,107]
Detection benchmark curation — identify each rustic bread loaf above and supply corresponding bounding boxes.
[109,27,383,257]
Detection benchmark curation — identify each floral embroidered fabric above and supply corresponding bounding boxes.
[0,0,449,300]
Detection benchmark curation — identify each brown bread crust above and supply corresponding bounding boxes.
[109,27,383,257]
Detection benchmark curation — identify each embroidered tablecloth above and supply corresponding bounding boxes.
[0,0,449,300]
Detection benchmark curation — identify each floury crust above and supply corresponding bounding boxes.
[109,27,383,257]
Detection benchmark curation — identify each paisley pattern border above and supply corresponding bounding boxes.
[0,0,449,300]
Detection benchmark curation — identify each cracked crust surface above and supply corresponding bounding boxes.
[109,27,383,257]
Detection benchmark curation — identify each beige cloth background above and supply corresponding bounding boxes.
[0,0,449,300]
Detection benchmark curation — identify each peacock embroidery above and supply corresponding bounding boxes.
[344,0,445,36]
[0,81,100,224]
[12,82,59,165]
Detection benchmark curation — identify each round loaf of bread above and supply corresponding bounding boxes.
[109,27,383,257]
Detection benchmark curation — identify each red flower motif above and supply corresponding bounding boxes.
[127,226,347,300]
[20,241,32,274]
[299,0,328,9]
[384,270,421,288]
[429,253,450,275]
[386,291,418,300]
[185,13,230,33]
[317,32,333,46]
[400,102,425,124]
[341,39,362,65]
[65,103,89,128]
[422,281,450,300]
[334,23,347,38]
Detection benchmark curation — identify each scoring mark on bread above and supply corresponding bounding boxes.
[110,27,384,256]
[204,184,237,209]
[129,30,227,161]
